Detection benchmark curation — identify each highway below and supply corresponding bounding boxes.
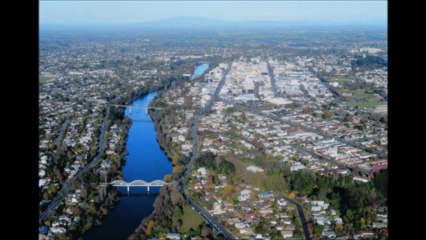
[179,65,236,239]
[39,106,110,223]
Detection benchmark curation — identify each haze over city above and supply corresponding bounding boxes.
[40,1,387,26]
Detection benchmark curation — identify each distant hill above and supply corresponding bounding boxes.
[132,16,385,29]
[40,16,386,32]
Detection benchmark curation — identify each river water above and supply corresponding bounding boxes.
[83,63,209,239]
[190,63,209,80]
[82,92,172,240]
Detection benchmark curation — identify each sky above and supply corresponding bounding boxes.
[40,1,387,25]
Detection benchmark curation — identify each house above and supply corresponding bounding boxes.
[193,183,202,190]
[353,176,369,183]
[258,192,275,200]
[322,230,336,239]
[333,216,343,225]
[278,198,287,207]
[282,230,293,239]
[50,227,66,234]
[247,165,264,173]
[285,224,296,231]
[197,167,207,178]
[353,230,376,239]
[240,228,254,235]
[166,233,181,239]
[290,162,306,171]
[311,205,322,212]
[245,213,256,221]
[238,189,251,201]
[373,222,387,228]
[282,217,292,225]
[235,222,247,229]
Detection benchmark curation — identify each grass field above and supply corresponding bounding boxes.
[178,205,203,233]
[39,76,54,84]
[340,88,385,109]
[334,77,352,83]
[347,100,385,108]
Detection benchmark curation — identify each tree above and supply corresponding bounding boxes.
[54,167,64,182]
[201,224,213,238]
[312,224,324,239]
[255,219,269,234]
[372,170,388,198]
[219,159,235,175]
[146,220,155,235]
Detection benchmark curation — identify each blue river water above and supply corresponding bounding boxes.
[190,63,209,80]
[82,92,172,240]
[82,63,209,239]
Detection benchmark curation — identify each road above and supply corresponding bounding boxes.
[266,60,279,97]
[54,120,68,147]
[179,65,236,239]
[283,196,312,240]
[39,106,110,223]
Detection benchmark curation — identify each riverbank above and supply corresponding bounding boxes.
[85,64,211,239]
[128,83,216,239]
[81,92,174,240]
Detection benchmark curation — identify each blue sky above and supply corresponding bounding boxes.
[40,1,387,25]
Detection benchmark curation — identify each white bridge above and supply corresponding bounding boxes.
[110,104,164,114]
[106,179,168,194]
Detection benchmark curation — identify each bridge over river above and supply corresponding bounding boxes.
[103,179,168,194]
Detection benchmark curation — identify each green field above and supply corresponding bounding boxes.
[39,76,54,84]
[334,77,352,83]
[347,100,385,108]
[178,205,204,233]
[340,88,385,108]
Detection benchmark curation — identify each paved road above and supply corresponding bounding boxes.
[179,65,236,239]
[54,120,68,147]
[266,60,279,97]
[39,107,110,223]
[283,196,312,240]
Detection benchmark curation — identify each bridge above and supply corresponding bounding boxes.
[104,179,168,194]
[110,104,164,114]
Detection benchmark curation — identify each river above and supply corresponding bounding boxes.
[82,92,172,240]
[190,63,209,80]
[82,63,209,239]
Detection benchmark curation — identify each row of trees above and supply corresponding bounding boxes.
[285,169,388,232]
[195,151,236,176]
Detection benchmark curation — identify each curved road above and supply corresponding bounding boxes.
[284,196,312,240]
